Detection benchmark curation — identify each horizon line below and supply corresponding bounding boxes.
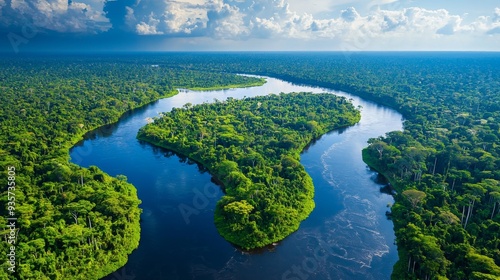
[2,50,500,55]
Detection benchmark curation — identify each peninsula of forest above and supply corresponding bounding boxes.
[137,92,361,249]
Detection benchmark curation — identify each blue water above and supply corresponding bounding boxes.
[70,76,403,280]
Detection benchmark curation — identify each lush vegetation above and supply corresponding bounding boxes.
[0,55,265,279]
[149,52,500,280]
[3,52,500,279]
[137,93,361,249]
[358,57,500,280]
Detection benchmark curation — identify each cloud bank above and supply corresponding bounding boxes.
[0,0,499,49]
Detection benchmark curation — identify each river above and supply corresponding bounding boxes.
[70,76,403,280]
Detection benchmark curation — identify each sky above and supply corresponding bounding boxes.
[0,0,499,53]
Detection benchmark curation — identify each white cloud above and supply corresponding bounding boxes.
[486,8,500,34]
[124,1,498,44]
[2,0,110,33]
[1,0,498,50]
[35,0,68,15]
[207,1,249,38]
[136,13,163,35]
[437,16,466,35]
[468,7,500,35]
[128,0,207,36]
[10,0,30,14]
[125,0,311,38]
[341,7,360,22]
[286,0,335,17]
[125,6,136,29]
[494,7,500,22]
[163,1,206,34]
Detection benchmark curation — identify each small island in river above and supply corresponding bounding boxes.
[137,92,361,249]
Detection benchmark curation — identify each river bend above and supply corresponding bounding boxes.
[70,76,403,280]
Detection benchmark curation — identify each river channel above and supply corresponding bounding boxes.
[70,76,403,280]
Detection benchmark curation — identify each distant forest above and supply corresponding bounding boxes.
[1,52,499,280]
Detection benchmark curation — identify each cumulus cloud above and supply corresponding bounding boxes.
[124,0,314,39]
[162,1,206,34]
[207,1,249,38]
[122,0,208,36]
[486,8,500,34]
[0,0,110,33]
[123,1,497,43]
[136,13,163,35]
[494,7,500,22]
[125,6,136,28]
[341,7,360,22]
[436,16,464,35]
[0,0,498,47]
[468,7,500,35]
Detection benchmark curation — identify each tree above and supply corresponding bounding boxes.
[490,192,500,219]
[402,189,427,209]
[437,210,460,225]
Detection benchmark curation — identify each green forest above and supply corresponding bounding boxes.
[152,52,500,280]
[2,52,500,279]
[137,93,361,249]
[0,55,264,279]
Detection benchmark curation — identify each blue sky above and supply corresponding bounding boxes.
[1,0,499,53]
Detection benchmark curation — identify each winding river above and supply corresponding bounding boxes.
[70,76,403,280]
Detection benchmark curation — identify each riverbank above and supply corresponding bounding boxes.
[180,77,266,91]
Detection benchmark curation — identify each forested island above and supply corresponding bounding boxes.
[0,55,264,279]
[137,93,361,249]
[2,52,500,279]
